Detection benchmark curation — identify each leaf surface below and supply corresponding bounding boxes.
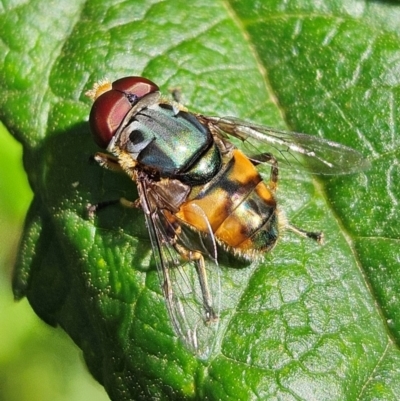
[1,0,400,400]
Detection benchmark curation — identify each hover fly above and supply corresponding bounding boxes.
[86,76,368,357]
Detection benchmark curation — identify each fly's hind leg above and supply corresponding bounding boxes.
[250,152,279,192]
[250,153,324,244]
[287,223,324,244]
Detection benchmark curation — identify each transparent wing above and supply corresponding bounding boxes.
[137,178,220,359]
[200,115,370,175]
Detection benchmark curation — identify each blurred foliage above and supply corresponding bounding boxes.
[0,122,109,401]
[1,0,400,400]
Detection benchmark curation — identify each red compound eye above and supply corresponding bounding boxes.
[89,76,159,148]
[112,76,159,99]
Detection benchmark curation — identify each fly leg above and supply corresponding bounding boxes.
[169,87,182,103]
[160,251,174,309]
[249,152,279,191]
[287,224,324,244]
[265,153,278,192]
[192,251,218,323]
[87,152,123,216]
[174,245,218,323]
[87,199,120,217]
[87,197,141,218]
[250,153,324,243]
[92,152,123,172]
[87,152,140,217]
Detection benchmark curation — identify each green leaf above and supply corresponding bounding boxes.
[1,0,400,400]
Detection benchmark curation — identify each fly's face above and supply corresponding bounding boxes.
[87,76,369,358]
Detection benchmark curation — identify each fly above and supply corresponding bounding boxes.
[86,76,369,357]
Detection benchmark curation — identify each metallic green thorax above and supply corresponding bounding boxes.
[123,102,221,185]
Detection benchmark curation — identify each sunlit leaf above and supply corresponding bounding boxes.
[1,1,399,400]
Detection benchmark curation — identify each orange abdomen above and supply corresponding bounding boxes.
[176,149,279,256]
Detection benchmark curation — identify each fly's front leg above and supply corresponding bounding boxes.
[87,199,120,217]
[169,87,182,103]
[87,197,141,218]
[93,152,123,172]
[88,152,140,217]
[168,87,192,117]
